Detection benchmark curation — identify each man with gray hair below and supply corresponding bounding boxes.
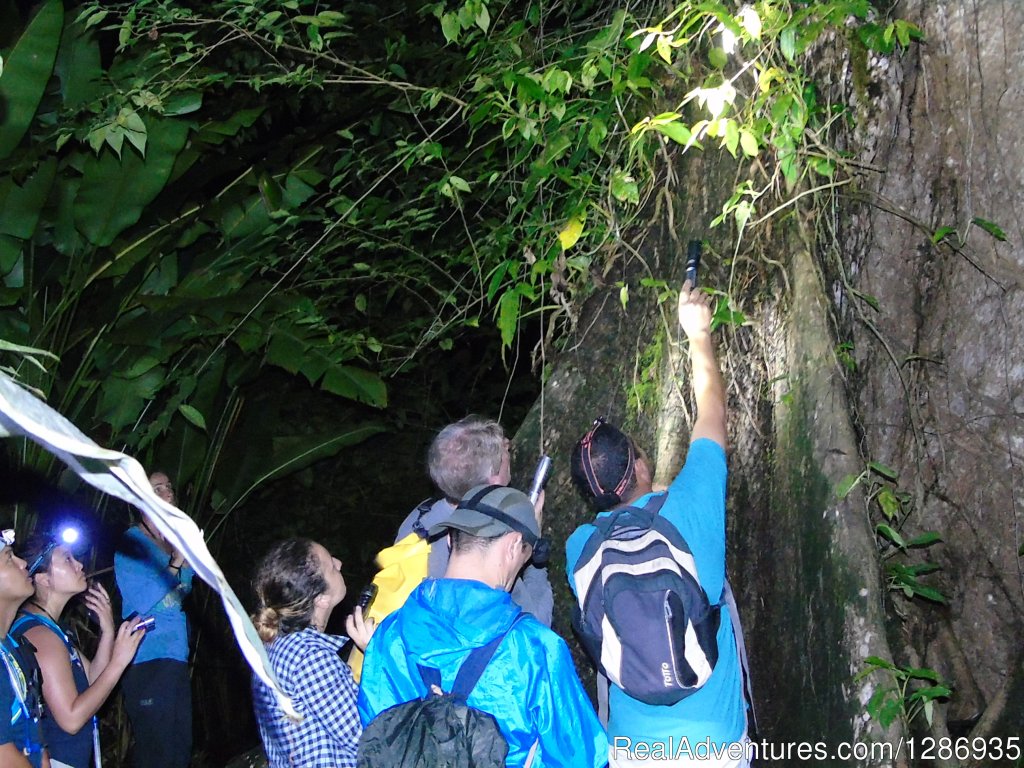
[395,415,553,625]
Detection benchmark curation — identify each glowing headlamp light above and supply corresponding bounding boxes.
[28,525,83,576]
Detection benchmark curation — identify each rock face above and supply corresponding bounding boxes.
[514,2,1022,764]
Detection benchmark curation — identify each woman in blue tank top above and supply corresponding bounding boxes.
[12,534,146,768]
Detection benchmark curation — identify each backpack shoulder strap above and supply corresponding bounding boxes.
[418,614,524,700]
[410,497,441,540]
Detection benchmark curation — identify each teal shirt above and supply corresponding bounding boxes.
[114,526,194,663]
[565,439,745,752]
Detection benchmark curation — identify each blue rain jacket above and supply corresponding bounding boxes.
[358,578,608,768]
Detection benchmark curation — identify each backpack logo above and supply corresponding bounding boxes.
[571,493,721,705]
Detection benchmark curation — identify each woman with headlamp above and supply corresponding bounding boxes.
[12,530,145,768]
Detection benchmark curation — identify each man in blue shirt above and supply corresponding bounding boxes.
[360,485,608,768]
[0,527,48,768]
[115,472,194,768]
[565,281,749,768]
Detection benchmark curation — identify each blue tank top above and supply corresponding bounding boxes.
[11,612,93,768]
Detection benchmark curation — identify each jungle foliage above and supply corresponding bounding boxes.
[0,0,918,525]
[0,0,929,760]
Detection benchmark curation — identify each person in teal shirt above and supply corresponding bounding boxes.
[565,281,749,768]
[114,472,194,768]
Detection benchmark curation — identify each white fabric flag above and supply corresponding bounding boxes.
[0,372,298,718]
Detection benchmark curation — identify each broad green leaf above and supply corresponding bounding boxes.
[74,118,190,246]
[907,531,942,548]
[321,364,388,407]
[876,487,900,520]
[221,423,388,514]
[656,35,672,64]
[653,121,694,147]
[876,523,906,549]
[440,12,460,43]
[904,667,941,683]
[163,91,203,116]
[55,13,103,108]
[868,460,898,480]
[0,0,64,159]
[724,119,739,157]
[178,404,207,431]
[835,473,861,499]
[739,130,758,157]
[475,3,490,32]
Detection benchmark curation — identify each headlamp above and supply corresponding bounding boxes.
[28,525,83,576]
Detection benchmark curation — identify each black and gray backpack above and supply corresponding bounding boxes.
[571,493,721,705]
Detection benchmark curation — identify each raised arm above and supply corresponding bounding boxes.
[678,280,727,449]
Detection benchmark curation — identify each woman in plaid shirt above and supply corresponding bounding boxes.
[251,539,374,768]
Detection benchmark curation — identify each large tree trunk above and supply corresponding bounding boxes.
[513,2,1023,765]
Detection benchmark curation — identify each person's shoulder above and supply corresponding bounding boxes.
[508,613,567,654]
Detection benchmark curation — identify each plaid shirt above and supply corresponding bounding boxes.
[253,629,360,768]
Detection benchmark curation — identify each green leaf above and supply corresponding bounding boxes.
[868,461,899,481]
[931,225,956,244]
[440,12,460,43]
[177,404,207,432]
[836,473,861,499]
[877,487,900,520]
[780,26,796,62]
[907,531,942,548]
[876,523,907,549]
[497,289,519,347]
[652,122,692,146]
[610,170,639,204]
[909,585,948,604]
[55,13,103,108]
[0,0,64,159]
[707,46,728,69]
[321,365,388,407]
[971,216,1007,241]
[739,130,758,157]
[163,91,203,116]
[724,119,739,157]
[74,118,190,246]
[863,656,898,671]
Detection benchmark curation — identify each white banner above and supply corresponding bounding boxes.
[0,372,297,718]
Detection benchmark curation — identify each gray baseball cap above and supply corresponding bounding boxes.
[429,484,540,544]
